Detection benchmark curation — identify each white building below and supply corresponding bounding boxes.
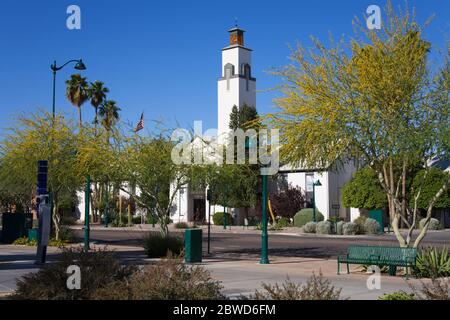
[77,27,358,224]
[170,27,358,224]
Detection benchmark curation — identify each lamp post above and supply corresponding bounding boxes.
[51,59,86,119]
[223,185,228,230]
[260,173,269,264]
[207,189,212,254]
[84,175,90,251]
[49,59,86,237]
[312,179,322,222]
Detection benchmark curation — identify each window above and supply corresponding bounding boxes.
[242,63,251,77]
[224,63,235,77]
[224,63,235,91]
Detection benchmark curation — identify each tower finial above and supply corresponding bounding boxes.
[234,17,238,28]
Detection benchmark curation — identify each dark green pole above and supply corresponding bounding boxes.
[223,189,227,229]
[312,184,316,222]
[104,183,109,227]
[84,175,90,251]
[260,174,269,264]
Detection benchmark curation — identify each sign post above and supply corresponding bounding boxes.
[35,160,50,265]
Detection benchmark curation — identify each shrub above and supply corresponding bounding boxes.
[342,167,387,210]
[353,216,368,230]
[143,233,184,258]
[174,222,189,229]
[411,278,450,300]
[252,271,343,300]
[276,217,292,228]
[336,221,345,235]
[131,216,142,224]
[59,226,75,242]
[419,218,442,231]
[12,247,136,300]
[92,257,225,300]
[12,237,31,246]
[293,208,324,228]
[316,221,332,235]
[212,212,234,226]
[364,218,381,235]
[378,291,415,300]
[414,247,450,278]
[303,222,317,233]
[13,237,67,247]
[111,220,129,227]
[342,222,358,235]
[269,184,306,219]
[247,216,260,226]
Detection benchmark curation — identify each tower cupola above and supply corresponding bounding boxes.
[228,27,245,46]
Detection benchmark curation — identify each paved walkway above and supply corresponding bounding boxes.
[0,244,424,300]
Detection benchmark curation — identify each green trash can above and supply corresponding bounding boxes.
[28,228,38,241]
[185,229,202,263]
[369,209,384,234]
[1,212,31,243]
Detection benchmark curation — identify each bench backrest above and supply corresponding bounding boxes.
[347,246,417,263]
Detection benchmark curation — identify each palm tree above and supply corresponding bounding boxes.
[89,81,109,127]
[98,100,121,131]
[66,74,89,128]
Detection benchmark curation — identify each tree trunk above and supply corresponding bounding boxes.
[128,201,132,227]
[401,160,407,228]
[77,106,82,129]
[52,201,60,241]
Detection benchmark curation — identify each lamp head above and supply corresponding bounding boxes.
[314,180,322,187]
[74,59,86,70]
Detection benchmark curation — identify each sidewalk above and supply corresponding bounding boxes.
[0,244,422,299]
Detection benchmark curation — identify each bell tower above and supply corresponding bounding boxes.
[217,26,256,140]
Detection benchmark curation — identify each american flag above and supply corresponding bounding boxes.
[134,112,144,132]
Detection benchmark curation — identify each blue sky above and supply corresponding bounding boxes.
[0,0,448,133]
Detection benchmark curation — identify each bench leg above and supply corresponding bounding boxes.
[389,265,397,276]
[404,266,410,280]
[337,261,340,275]
[347,262,350,274]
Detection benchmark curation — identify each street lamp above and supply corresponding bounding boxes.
[49,59,87,245]
[50,59,86,118]
[312,179,322,222]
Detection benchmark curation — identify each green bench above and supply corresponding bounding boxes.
[338,245,417,277]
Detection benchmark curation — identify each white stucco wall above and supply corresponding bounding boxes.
[286,171,330,220]
[218,46,256,140]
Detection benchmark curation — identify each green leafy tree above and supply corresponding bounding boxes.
[219,103,261,215]
[66,74,89,129]
[119,135,198,237]
[265,2,449,247]
[411,168,450,211]
[342,167,387,210]
[0,111,81,239]
[229,103,259,130]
